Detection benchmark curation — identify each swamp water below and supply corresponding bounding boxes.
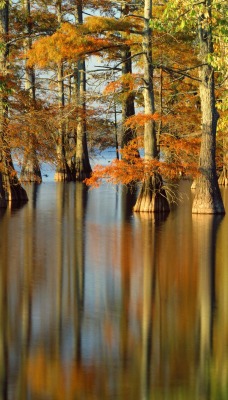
[0,180,228,399]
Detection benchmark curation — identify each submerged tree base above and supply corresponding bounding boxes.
[20,155,42,183]
[218,168,228,186]
[20,169,42,183]
[133,174,170,213]
[54,171,69,181]
[0,156,28,207]
[192,176,225,214]
[75,158,92,182]
[75,170,92,182]
[54,165,73,182]
[8,184,28,202]
[0,181,28,208]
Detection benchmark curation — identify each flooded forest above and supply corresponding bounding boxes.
[0,0,228,398]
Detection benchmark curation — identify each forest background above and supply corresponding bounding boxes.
[0,0,227,212]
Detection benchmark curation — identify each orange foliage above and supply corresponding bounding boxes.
[85,136,200,188]
[84,15,141,35]
[125,113,161,128]
[27,18,138,67]
[103,73,141,95]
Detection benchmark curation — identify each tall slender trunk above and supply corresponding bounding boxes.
[133,0,169,213]
[75,59,91,180]
[192,0,225,214]
[54,0,72,181]
[20,0,42,183]
[0,1,28,205]
[121,46,137,147]
[120,5,136,149]
[74,1,92,181]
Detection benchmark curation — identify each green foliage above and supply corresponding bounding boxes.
[157,0,228,74]
[0,0,5,10]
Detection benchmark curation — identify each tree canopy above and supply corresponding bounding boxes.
[0,0,227,211]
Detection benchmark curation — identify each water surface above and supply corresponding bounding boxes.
[0,180,228,399]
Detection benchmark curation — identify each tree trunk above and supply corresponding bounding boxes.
[121,45,136,148]
[20,0,42,183]
[0,0,28,206]
[134,0,169,213]
[192,0,225,214]
[74,2,92,181]
[54,0,72,182]
[120,4,136,149]
[54,62,72,181]
[74,60,92,180]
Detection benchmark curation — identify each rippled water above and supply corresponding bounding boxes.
[0,180,228,399]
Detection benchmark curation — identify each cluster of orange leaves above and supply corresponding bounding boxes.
[103,73,141,95]
[27,17,140,67]
[85,135,200,188]
[125,113,161,128]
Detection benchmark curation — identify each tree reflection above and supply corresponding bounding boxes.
[119,185,137,370]
[73,182,87,363]
[137,213,169,400]
[0,210,8,400]
[0,181,228,399]
[25,182,88,398]
[192,214,223,400]
[16,185,38,399]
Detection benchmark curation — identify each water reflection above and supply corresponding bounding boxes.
[138,213,169,400]
[192,215,222,399]
[0,182,228,398]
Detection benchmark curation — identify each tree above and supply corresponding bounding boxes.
[20,0,42,183]
[133,0,169,213]
[192,0,225,214]
[0,0,28,206]
[73,0,92,181]
[161,0,227,213]
[120,2,136,149]
[54,0,73,181]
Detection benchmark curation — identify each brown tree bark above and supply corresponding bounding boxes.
[54,62,73,181]
[54,0,72,182]
[0,0,28,206]
[133,0,169,213]
[20,0,42,183]
[73,1,92,181]
[192,0,225,214]
[121,44,136,149]
[120,4,136,149]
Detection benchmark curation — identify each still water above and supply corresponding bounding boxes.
[1,180,228,400]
